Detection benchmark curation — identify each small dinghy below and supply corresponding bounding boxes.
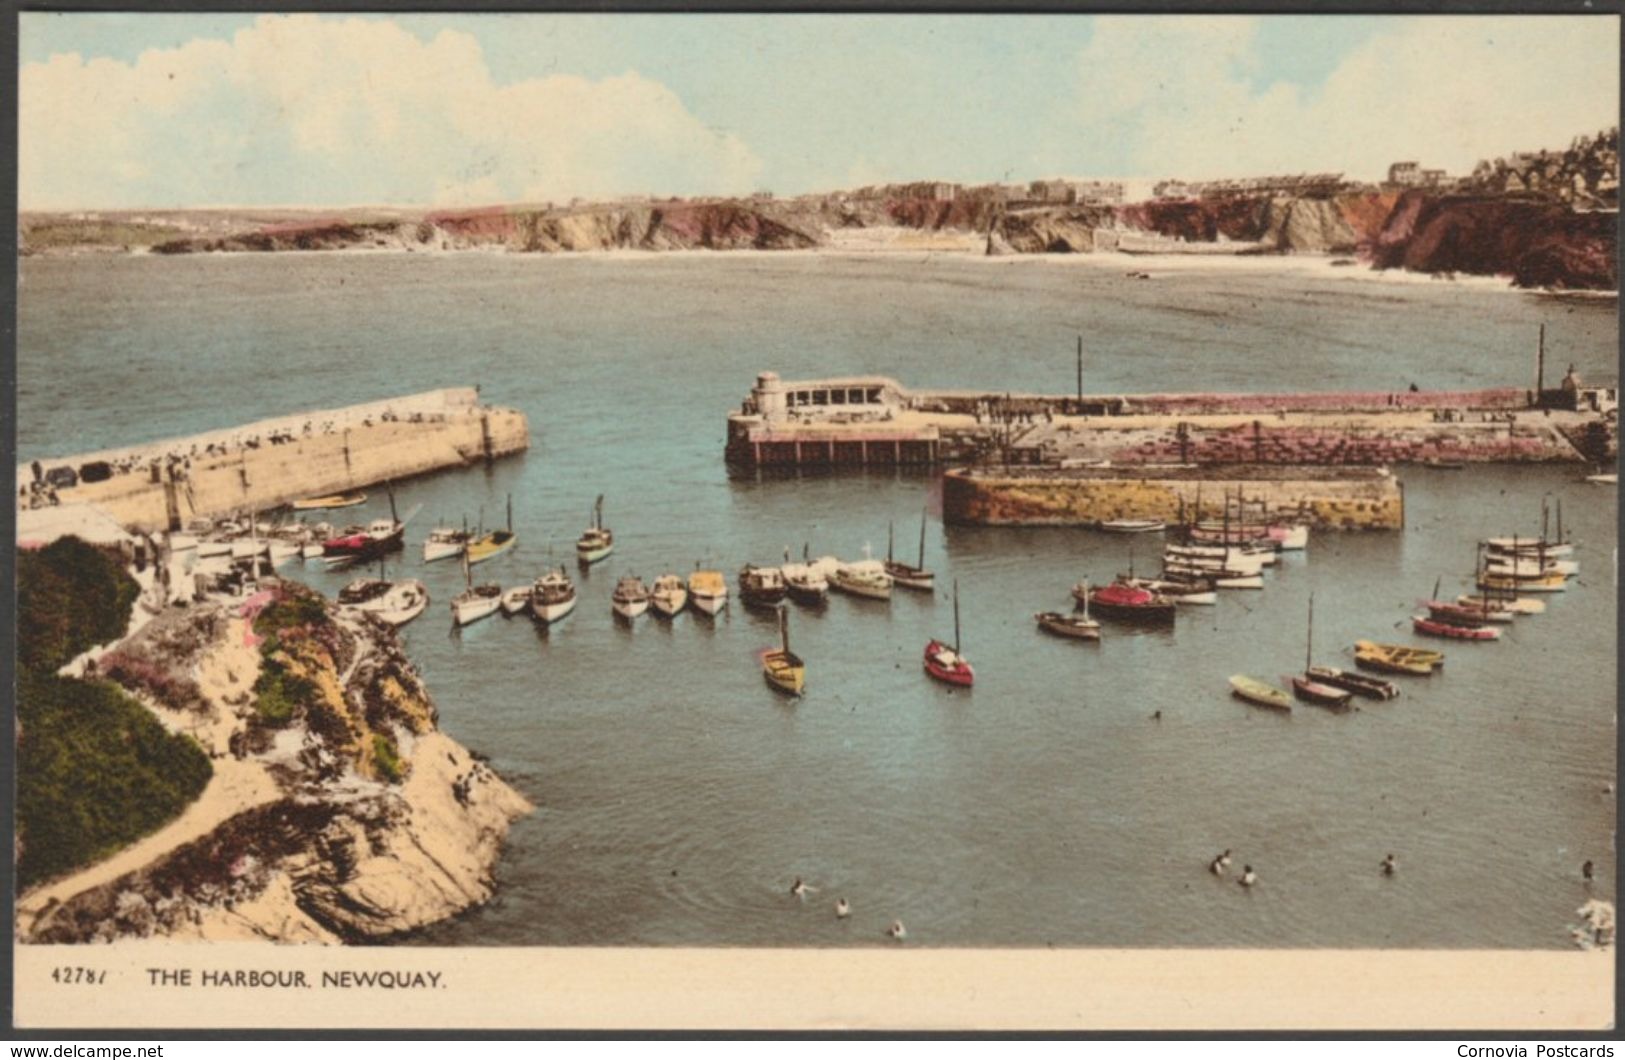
[1229,675,1290,711]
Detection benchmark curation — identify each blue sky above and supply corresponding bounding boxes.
[18,13,1618,209]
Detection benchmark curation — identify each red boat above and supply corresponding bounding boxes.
[923,580,974,687]
[1422,600,1506,627]
[1412,615,1501,641]
[1089,580,1176,622]
[322,518,405,561]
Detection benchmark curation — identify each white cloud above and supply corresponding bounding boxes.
[1078,15,1619,181]
[20,14,763,209]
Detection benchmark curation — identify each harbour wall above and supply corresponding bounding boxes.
[942,466,1404,530]
[19,389,530,533]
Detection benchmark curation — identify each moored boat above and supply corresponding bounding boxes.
[781,550,830,606]
[576,494,613,565]
[423,524,472,563]
[467,495,517,566]
[452,583,503,626]
[739,564,789,609]
[292,492,366,512]
[611,576,650,620]
[829,559,893,601]
[688,569,730,616]
[1114,576,1217,605]
[1229,674,1290,710]
[373,580,428,626]
[501,585,533,615]
[1305,665,1398,701]
[761,607,805,696]
[323,517,406,563]
[1036,578,1101,643]
[884,512,936,591]
[1100,518,1167,534]
[529,567,578,624]
[1293,594,1352,707]
[1412,615,1500,640]
[923,580,974,687]
[649,573,689,618]
[1456,593,1544,616]
[1087,580,1176,622]
[1353,640,1443,676]
[1477,571,1567,593]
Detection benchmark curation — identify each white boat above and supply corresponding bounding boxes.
[1485,538,1574,558]
[267,537,303,564]
[649,573,689,617]
[1100,519,1166,533]
[374,580,428,626]
[301,542,326,560]
[1456,593,1545,615]
[780,554,830,605]
[688,569,729,616]
[1163,559,1264,586]
[1483,555,1578,577]
[530,567,578,624]
[451,585,503,626]
[1164,544,1273,570]
[576,494,614,565]
[884,512,935,591]
[1271,524,1310,551]
[1586,473,1617,485]
[501,585,533,615]
[1117,576,1217,605]
[830,558,893,601]
[423,526,472,563]
[612,576,650,620]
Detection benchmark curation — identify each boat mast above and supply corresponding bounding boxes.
[888,520,895,564]
[506,493,513,533]
[595,494,604,531]
[953,578,962,653]
[387,482,399,525]
[916,503,929,572]
[1081,577,1091,622]
[780,606,790,656]
[1557,498,1564,543]
[1305,592,1314,672]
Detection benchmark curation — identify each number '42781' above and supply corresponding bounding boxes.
[51,967,106,984]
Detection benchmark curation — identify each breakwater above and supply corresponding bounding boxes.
[726,373,1610,470]
[17,388,529,533]
[942,464,1404,530]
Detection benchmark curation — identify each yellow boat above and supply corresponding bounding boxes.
[1353,640,1443,676]
[1476,571,1567,594]
[291,492,366,511]
[467,494,517,565]
[1228,674,1290,710]
[762,608,805,696]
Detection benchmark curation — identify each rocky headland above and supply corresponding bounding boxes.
[16,568,531,945]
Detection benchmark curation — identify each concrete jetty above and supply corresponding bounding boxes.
[16,388,529,534]
[726,371,1616,470]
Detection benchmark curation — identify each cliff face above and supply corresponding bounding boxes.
[992,207,1119,253]
[1370,193,1617,290]
[19,584,532,944]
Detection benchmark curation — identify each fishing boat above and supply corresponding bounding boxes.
[1410,611,1495,637]
[761,607,805,696]
[372,580,428,627]
[1229,674,1290,711]
[924,580,974,687]
[1477,570,1567,593]
[1483,554,1578,577]
[611,576,650,620]
[450,552,503,626]
[1165,542,1276,568]
[738,564,789,609]
[423,523,472,563]
[1412,615,1500,640]
[501,585,533,615]
[884,511,935,591]
[688,568,730,616]
[1585,473,1617,485]
[1038,578,1100,641]
[467,495,517,566]
[649,573,689,618]
[1456,593,1544,615]
[781,547,830,606]
[1305,665,1398,701]
[291,492,366,512]
[337,577,393,610]
[1291,594,1352,707]
[576,494,613,565]
[1162,559,1263,588]
[1112,576,1217,606]
[829,556,893,601]
[1100,518,1167,534]
[1086,580,1176,623]
[1485,538,1575,558]
[1424,600,1506,625]
[1353,640,1443,676]
[322,517,406,562]
[529,567,578,624]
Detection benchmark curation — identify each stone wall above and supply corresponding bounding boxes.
[1112,419,1579,466]
[943,467,1404,530]
[34,408,529,533]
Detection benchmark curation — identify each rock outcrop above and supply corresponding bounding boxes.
[18,584,532,944]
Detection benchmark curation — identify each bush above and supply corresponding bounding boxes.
[16,669,212,888]
[372,735,404,785]
[251,659,315,729]
[99,650,209,714]
[18,537,140,673]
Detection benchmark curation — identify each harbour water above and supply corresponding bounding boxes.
[18,251,1618,948]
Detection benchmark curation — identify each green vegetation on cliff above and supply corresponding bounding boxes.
[16,536,211,889]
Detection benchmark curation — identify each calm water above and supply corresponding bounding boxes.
[18,252,1619,948]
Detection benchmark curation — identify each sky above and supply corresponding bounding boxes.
[18,12,1621,210]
